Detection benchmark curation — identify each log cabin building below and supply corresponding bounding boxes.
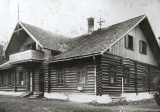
[0,15,160,103]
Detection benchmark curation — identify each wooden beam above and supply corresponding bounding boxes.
[14,70,17,92]
[18,21,43,48]
[135,62,138,95]
[14,28,24,33]
[48,64,51,93]
[148,66,150,94]
[93,56,97,97]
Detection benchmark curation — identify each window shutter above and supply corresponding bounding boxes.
[125,35,128,48]
[145,42,147,55]
[139,40,142,53]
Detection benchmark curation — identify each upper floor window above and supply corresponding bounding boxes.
[139,40,147,55]
[125,35,133,50]
[110,64,117,84]
[23,42,36,51]
[124,67,130,84]
[57,68,65,84]
[77,65,86,84]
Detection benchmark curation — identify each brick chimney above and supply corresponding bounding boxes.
[87,17,94,34]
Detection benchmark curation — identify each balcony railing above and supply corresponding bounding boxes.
[9,50,44,63]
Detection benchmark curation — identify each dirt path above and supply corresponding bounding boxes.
[0,95,160,112]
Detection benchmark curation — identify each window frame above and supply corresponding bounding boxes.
[56,67,65,85]
[109,64,118,84]
[125,35,134,50]
[1,74,5,86]
[139,40,147,55]
[8,74,12,86]
[18,72,25,86]
[123,67,130,84]
[142,69,148,87]
[76,64,87,85]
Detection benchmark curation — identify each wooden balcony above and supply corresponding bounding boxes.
[9,50,44,64]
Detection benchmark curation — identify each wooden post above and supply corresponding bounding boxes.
[93,56,97,101]
[48,64,50,93]
[135,62,138,95]
[122,77,124,95]
[148,66,150,94]
[15,70,17,92]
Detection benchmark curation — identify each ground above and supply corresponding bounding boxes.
[0,95,160,112]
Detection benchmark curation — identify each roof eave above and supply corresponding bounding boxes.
[47,52,102,63]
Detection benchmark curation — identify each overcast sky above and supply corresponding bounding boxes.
[0,0,160,42]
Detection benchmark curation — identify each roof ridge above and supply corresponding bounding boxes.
[20,21,70,39]
[101,14,146,30]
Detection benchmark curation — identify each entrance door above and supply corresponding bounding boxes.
[39,71,44,92]
[27,71,33,92]
[30,72,33,91]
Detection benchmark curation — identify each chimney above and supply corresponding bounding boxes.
[87,17,94,34]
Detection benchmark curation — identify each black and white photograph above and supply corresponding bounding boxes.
[0,0,160,111]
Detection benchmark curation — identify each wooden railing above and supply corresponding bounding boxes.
[9,50,44,63]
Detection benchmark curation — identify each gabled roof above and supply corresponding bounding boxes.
[49,15,156,62]
[20,22,72,51]
[4,22,72,55]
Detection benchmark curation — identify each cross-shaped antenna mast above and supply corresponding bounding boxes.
[18,2,19,21]
[97,18,105,29]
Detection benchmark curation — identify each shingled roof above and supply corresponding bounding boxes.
[4,22,72,56]
[0,61,14,70]
[49,15,147,61]
[19,22,72,52]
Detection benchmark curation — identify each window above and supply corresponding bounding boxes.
[139,40,147,55]
[77,65,86,84]
[57,68,65,84]
[124,67,130,84]
[8,74,12,86]
[1,74,5,86]
[125,35,133,50]
[19,72,25,86]
[142,70,148,87]
[110,64,117,84]
[23,42,36,51]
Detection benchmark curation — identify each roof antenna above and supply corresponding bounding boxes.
[17,1,20,35]
[97,18,105,30]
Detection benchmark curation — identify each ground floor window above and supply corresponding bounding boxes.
[0,74,13,86]
[19,72,25,86]
[124,67,130,84]
[1,74,5,86]
[77,65,86,84]
[110,64,117,84]
[8,74,12,86]
[142,70,148,87]
[57,68,65,84]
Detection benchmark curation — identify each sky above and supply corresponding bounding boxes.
[0,0,160,42]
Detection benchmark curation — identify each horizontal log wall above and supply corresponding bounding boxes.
[101,52,160,95]
[45,58,96,94]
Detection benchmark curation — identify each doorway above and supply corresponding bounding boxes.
[39,70,44,92]
[27,71,33,92]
